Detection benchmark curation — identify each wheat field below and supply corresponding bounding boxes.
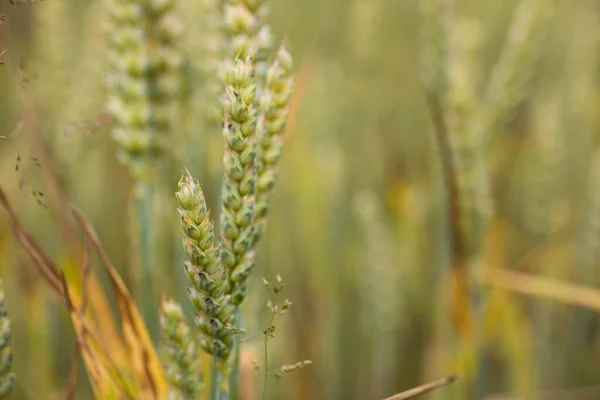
[0,0,599,399]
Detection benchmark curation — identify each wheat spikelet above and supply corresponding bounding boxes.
[485,0,554,132]
[522,97,565,237]
[218,58,259,307]
[447,19,491,257]
[160,299,203,400]
[176,173,235,379]
[420,0,451,107]
[232,44,295,301]
[220,0,272,74]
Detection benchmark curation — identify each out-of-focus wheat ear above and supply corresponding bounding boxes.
[484,0,554,132]
[221,0,272,69]
[419,0,451,110]
[107,0,182,340]
[0,281,14,399]
[184,0,224,126]
[252,44,294,251]
[446,19,491,258]
[445,19,482,143]
[218,58,259,307]
[106,0,182,180]
[160,299,204,400]
[353,189,403,395]
[522,96,565,237]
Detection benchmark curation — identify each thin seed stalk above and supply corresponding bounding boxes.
[261,312,275,400]
[210,355,220,400]
[229,309,243,399]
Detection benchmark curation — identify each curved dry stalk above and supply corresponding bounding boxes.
[383,375,458,400]
[483,268,600,314]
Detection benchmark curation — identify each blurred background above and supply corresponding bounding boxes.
[1,0,600,399]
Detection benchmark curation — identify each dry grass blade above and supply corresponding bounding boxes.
[484,267,600,313]
[60,274,134,400]
[383,375,458,400]
[0,185,64,296]
[64,238,92,400]
[0,185,136,398]
[1,183,129,360]
[70,205,167,400]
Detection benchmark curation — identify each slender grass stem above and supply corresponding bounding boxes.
[261,312,276,400]
[210,356,220,400]
[230,309,242,400]
[135,180,157,343]
[220,385,230,400]
[262,335,268,400]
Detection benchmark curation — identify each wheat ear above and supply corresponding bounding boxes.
[160,299,204,400]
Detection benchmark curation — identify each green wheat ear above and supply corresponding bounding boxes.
[160,299,203,400]
[0,282,14,399]
[226,44,295,307]
[175,173,234,370]
[218,58,259,307]
[253,43,293,243]
[221,0,272,63]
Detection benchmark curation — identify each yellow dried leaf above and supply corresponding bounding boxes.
[72,207,168,400]
[61,253,130,373]
[62,278,134,400]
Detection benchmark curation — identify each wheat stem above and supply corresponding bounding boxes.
[210,355,220,400]
[230,309,242,399]
[136,181,157,342]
